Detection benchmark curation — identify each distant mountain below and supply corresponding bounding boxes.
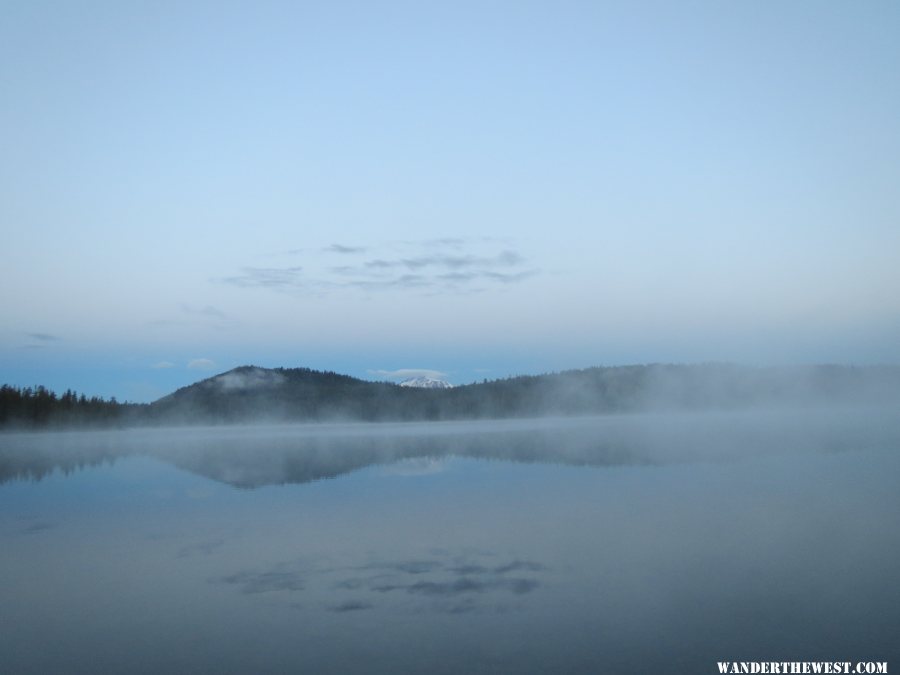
[148,365,399,424]
[5,363,900,429]
[399,377,454,389]
[142,363,900,426]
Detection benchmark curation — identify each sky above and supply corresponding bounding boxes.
[2,0,899,402]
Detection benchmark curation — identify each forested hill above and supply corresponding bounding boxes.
[148,366,399,423]
[3,363,900,430]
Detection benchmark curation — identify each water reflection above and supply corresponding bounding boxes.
[212,551,547,616]
[1,409,898,674]
[2,407,898,487]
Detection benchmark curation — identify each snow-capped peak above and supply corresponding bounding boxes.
[398,377,454,389]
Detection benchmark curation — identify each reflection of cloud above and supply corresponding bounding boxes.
[372,578,540,596]
[449,564,489,575]
[187,358,216,370]
[219,569,305,594]
[214,551,546,614]
[494,560,546,574]
[335,554,546,609]
[330,600,373,612]
[20,521,55,535]
[177,539,224,558]
[186,485,216,500]
[368,368,447,380]
[368,560,443,575]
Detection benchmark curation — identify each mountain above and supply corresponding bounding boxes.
[144,363,900,426]
[399,377,454,389]
[148,365,399,424]
[5,363,900,429]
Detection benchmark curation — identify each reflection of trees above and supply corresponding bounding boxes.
[0,420,637,486]
[0,440,124,484]
[2,409,897,488]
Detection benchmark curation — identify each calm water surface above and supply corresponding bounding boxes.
[1,409,899,674]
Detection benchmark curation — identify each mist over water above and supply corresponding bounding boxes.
[2,409,899,673]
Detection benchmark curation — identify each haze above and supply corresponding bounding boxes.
[2,411,899,672]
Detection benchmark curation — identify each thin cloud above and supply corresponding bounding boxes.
[146,319,187,327]
[369,368,448,380]
[187,358,216,370]
[347,274,433,291]
[417,236,513,248]
[152,361,175,369]
[432,269,538,285]
[221,266,304,288]
[424,237,466,247]
[221,239,538,297]
[181,304,227,319]
[436,272,478,282]
[363,250,523,271]
[483,269,539,283]
[324,244,367,254]
[26,332,60,341]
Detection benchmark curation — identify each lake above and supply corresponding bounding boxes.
[1,408,898,674]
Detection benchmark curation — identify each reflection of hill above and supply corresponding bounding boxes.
[2,409,899,488]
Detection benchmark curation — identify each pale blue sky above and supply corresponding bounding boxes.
[2,1,899,401]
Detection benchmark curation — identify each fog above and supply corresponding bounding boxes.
[146,363,900,429]
[5,364,900,432]
[2,409,898,673]
[4,406,900,487]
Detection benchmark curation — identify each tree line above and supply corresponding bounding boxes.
[3,363,900,430]
[0,384,144,429]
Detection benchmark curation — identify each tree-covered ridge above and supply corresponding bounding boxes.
[3,363,900,430]
[0,384,145,429]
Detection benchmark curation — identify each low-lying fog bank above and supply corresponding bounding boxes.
[3,406,898,488]
[4,363,900,430]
